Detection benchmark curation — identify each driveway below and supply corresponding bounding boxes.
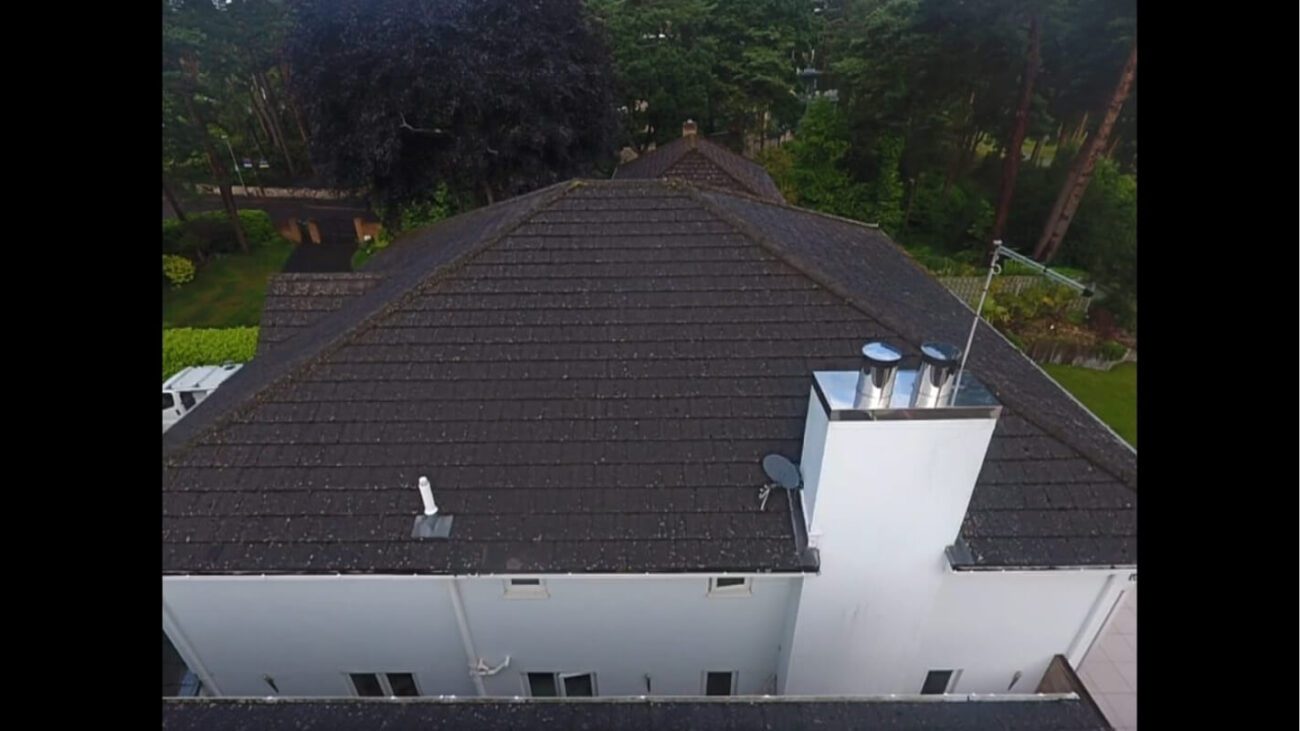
[165,194,378,273]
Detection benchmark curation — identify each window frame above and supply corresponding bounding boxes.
[347,672,421,698]
[560,671,597,697]
[703,670,737,696]
[920,669,960,695]
[707,576,752,597]
[503,577,550,599]
[524,671,598,698]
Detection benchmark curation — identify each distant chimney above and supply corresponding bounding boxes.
[853,341,903,409]
[682,119,698,137]
[909,342,962,408]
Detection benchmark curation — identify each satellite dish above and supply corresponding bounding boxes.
[762,454,802,491]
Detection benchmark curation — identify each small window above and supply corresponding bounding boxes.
[350,673,384,697]
[387,673,419,697]
[921,670,955,695]
[504,578,549,598]
[561,672,596,697]
[704,671,736,696]
[162,393,175,410]
[349,672,420,697]
[708,577,751,596]
[526,672,597,697]
[179,391,197,409]
[527,672,559,698]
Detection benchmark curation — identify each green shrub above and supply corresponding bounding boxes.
[160,210,287,260]
[1097,339,1127,361]
[238,209,283,249]
[162,255,196,287]
[163,327,259,381]
[162,218,185,254]
[910,178,994,252]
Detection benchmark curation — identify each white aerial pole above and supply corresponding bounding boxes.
[955,241,1097,387]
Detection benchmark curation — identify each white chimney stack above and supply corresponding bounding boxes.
[418,476,438,516]
[781,341,1001,695]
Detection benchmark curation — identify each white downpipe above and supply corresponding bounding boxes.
[1065,573,1123,667]
[447,578,487,696]
[163,600,222,696]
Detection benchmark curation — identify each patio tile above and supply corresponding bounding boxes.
[1099,633,1134,663]
[1100,692,1138,728]
[1082,660,1131,693]
[1114,661,1137,690]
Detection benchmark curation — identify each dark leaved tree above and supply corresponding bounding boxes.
[286,0,618,217]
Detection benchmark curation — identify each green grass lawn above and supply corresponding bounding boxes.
[1042,362,1137,447]
[163,239,294,328]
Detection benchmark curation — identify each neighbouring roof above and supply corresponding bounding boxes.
[614,136,786,203]
[163,179,1135,575]
[162,696,1112,730]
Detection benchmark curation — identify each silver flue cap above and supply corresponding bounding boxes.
[910,341,963,408]
[853,341,904,409]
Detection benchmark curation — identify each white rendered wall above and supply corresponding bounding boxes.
[163,576,476,697]
[164,574,797,698]
[460,575,793,696]
[782,378,998,694]
[915,569,1124,694]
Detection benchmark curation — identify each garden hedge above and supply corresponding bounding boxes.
[163,327,259,381]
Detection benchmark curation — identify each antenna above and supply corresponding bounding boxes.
[758,454,802,510]
[956,241,1097,388]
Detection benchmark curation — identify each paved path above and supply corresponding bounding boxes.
[1079,586,1137,730]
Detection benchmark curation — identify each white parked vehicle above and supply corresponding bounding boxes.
[163,364,243,433]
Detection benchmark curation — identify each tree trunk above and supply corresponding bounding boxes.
[1030,136,1044,166]
[1033,43,1137,263]
[1105,134,1122,159]
[246,117,273,186]
[182,87,250,254]
[902,174,920,231]
[942,135,965,195]
[1071,111,1090,146]
[988,13,1041,255]
[279,60,314,148]
[249,86,275,146]
[162,175,187,222]
[254,72,298,178]
[943,90,978,194]
[481,181,496,205]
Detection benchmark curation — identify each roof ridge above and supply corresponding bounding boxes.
[162,180,579,460]
[679,182,909,342]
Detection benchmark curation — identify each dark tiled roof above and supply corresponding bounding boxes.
[162,697,1112,731]
[258,274,384,355]
[696,192,1136,568]
[615,137,786,203]
[162,179,1135,575]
